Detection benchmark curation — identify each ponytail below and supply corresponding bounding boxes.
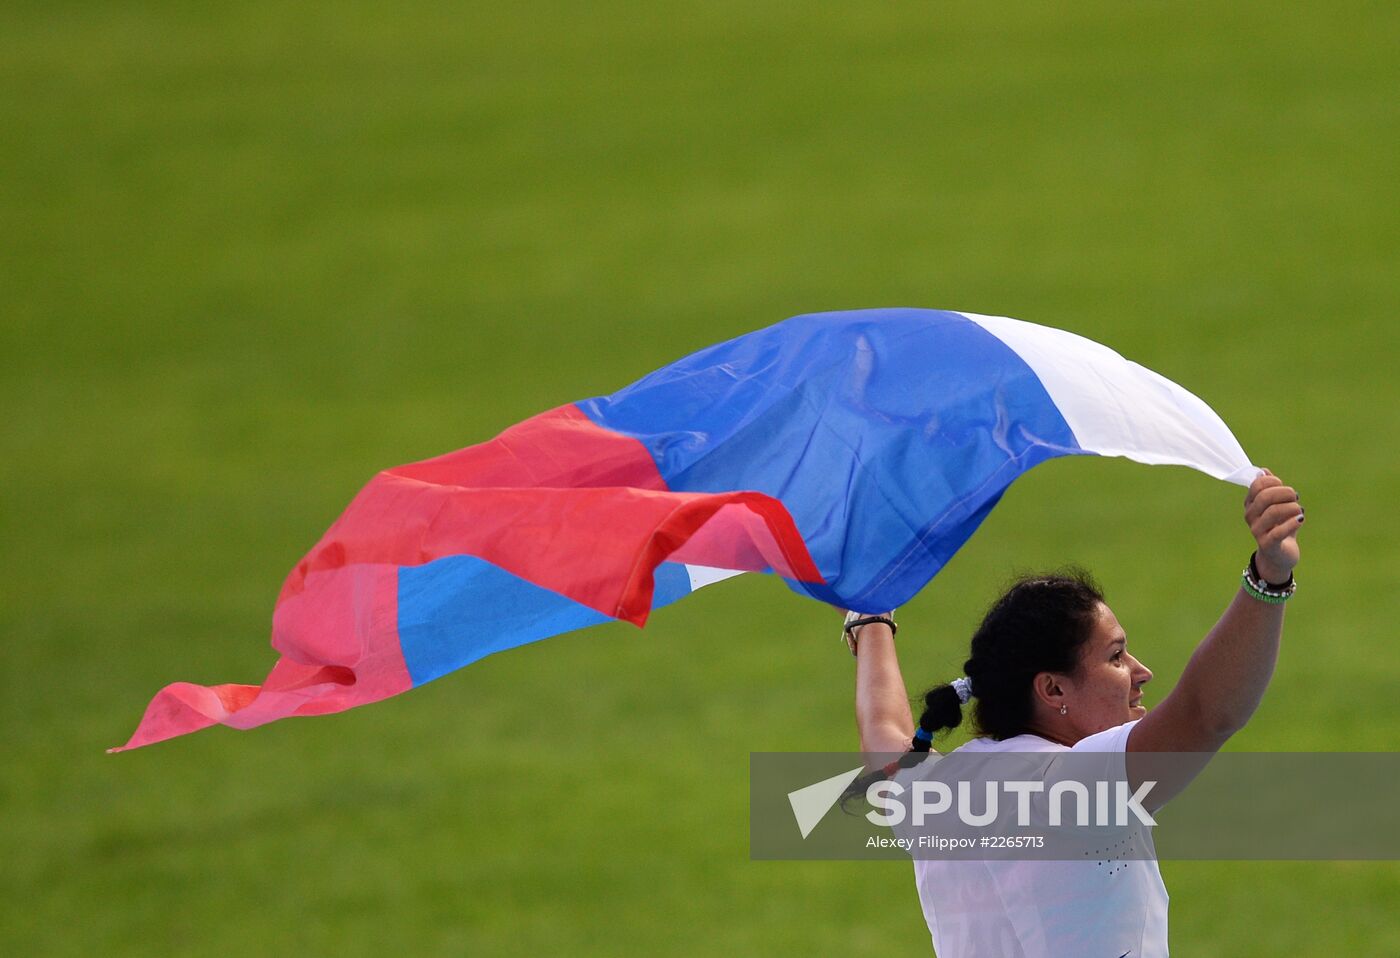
[841,682,967,810]
[841,570,1104,811]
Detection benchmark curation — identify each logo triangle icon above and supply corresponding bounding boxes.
[787,766,866,839]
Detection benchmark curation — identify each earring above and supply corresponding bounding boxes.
[1059,704,1067,716]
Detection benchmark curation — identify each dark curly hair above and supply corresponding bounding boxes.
[845,570,1105,804]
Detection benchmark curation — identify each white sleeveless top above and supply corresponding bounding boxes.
[892,720,1169,957]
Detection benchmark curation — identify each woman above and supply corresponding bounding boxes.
[846,470,1303,956]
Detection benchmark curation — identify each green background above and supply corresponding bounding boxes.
[4,2,1397,954]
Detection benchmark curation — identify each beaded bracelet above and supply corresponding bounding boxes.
[1241,552,1296,604]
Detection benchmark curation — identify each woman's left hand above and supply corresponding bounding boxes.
[1245,469,1303,583]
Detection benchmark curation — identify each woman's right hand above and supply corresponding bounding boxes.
[1245,469,1303,584]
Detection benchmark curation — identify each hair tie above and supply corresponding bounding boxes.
[912,725,933,742]
[951,677,974,704]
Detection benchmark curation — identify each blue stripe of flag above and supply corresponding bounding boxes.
[577,309,1086,611]
[398,557,697,686]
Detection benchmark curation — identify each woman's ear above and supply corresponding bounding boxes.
[1031,671,1066,711]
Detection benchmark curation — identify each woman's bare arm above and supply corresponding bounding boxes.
[853,619,916,757]
[1128,470,1303,803]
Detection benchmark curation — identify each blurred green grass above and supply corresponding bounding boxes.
[3,1,1398,954]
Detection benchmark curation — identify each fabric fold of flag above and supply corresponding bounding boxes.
[115,308,1255,751]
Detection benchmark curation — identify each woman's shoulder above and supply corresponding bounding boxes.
[953,733,1067,755]
[953,721,1140,756]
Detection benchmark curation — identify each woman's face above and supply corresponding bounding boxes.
[1063,602,1154,736]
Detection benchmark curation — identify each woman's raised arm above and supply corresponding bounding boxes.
[1128,470,1303,800]
[850,614,917,757]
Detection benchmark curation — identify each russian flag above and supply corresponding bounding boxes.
[114,308,1255,751]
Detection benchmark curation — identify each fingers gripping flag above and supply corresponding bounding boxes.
[114,309,1256,751]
